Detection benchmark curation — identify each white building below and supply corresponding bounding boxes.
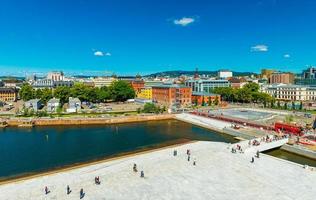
[47,98,60,112]
[67,97,81,113]
[185,79,230,93]
[218,70,233,79]
[93,77,116,88]
[47,71,64,81]
[262,84,316,101]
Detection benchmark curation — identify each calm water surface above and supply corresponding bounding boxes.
[0,119,315,180]
[0,119,235,180]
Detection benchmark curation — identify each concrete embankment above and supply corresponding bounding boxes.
[281,144,316,160]
[5,114,175,127]
[175,113,255,140]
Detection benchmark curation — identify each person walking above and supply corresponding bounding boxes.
[133,163,138,172]
[193,159,196,166]
[80,188,85,199]
[256,150,260,158]
[251,157,254,163]
[67,185,71,194]
[45,186,50,195]
[140,170,144,178]
[173,150,177,156]
[187,155,190,162]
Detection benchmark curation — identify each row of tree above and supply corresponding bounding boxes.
[213,83,304,110]
[138,103,166,114]
[19,80,135,104]
[213,83,273,105]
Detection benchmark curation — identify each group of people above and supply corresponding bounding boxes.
[44,176,101,198]
[133,163,145,178]
[231,144,243,153]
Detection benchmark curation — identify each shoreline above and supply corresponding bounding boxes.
[0,139,195,185]
[2,114,175,127]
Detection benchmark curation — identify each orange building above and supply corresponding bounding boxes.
[0,87,18,102]
[152,84,192,107]
[191,91,221,106]
[130,79,145,93]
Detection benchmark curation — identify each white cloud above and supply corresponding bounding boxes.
[250,44,268,52]
[94,51,104,56]
[284,54,290,58]
[94,50,111,57]
[173,17,195,26]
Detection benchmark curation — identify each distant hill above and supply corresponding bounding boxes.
[144,70,257,78]
[0,76,25,81]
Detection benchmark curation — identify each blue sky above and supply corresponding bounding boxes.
[1,0,316,76]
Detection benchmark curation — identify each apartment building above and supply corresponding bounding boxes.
[152,84,192,107]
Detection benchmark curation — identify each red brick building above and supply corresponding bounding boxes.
[152,84,192,107]
[130,80,145,93]
[191,91,221,106]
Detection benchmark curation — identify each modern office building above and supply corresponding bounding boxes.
[152,84,192,107]
[295,66,316,85]
[185,79,230,93]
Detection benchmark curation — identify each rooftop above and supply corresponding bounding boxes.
[0,141,315,200]
[152,84,190,89]
[192,91,218,96]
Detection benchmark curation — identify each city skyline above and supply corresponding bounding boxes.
[1,0,316,76]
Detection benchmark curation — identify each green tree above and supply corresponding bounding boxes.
[214,96,219,106]
[54,86,70,105]
[284,102,288,110]
[292,102,295,110]
[208,97,212,106]
[277,101,281,109]
[142,103,159,113]
[19,83,35,101]
[96,86,110,102]
[35,89,43,99]
[299,101,303,110]
[109,80,135,102]
[70,84,90,102]
[243,82,259,92]
[201,96,205,106]
[41,88,53,104]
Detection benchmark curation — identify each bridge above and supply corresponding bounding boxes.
[231,136,289,154]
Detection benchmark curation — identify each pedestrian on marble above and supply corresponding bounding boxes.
[67,185,71,195]
[133,163,138,172]
[140,170,144,178]
[45,186,50,195]
[80,188,85,199]
[187,155,191,162]
[251,157,255,163]
[256,150,260,158]
[193,159,196,166]
[173,150,177,156]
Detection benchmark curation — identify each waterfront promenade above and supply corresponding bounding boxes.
[0,141,315,200]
